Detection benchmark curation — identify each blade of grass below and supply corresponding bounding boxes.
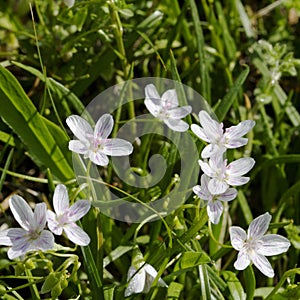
[0,65,73,181]
[189,0,210,103]
[214,65,249,121]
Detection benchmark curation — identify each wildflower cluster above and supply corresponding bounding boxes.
[192,110,255,223]
[0,184,90,259]
[0,83,292,298]
[190,110,290,277]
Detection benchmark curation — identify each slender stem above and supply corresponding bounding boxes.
[25,268,40,300]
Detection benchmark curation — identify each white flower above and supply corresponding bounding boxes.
[144,84,192,132]
[47,184,91,246]
[191,110,255,158]
[0,196,54,259]
[125,263,168,297]
[229,212,291,278]
[199,155,255,195]
[193,174,237,224]
[67,114,133,166]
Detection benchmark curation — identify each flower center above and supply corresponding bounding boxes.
[28,230,41,241]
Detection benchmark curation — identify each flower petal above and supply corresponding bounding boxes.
[226,158,255,177]
[198,160,215,178]
[53,184,69,215]
[225,137,249,149]
[89,151,109,166]
[164,119,189,132]
[224,120,255,140]
[94,114,114,140]
[207,201,223,224]
[161,89,179,109]
[233,250,250,270]
[8,242,30,260]
[191,124,210,143]
[201,144,226,159]
[145,84,161,106]
[193,185,210,201]
[66,115,93,141]
[199,110,223,142]
[9,195,34,231]
[229,226,247,251]
[226,176,250,187]
[30,230,54,252]
[144,263,168,289]
[63,223,90,246]
[208,178,228,195]
[0,229,13,246]
[248,212,272,239]
[68,140,89,154]
[218,188,238,202]
[168,106,192,119]
[47,210,63,235]
[33,203,47,232]
[145,99,160,117]
[102,138,133,156]
[257,234,291,256]
[250,253,274,278]
[125,266,145,297]
[68,200,91,222]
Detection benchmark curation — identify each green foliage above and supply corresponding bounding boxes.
[0,0,299,299]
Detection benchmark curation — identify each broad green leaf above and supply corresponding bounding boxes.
[0,65,74,181]
[167,282,184,299]
[222,271,246,300]
[41,273,60,294]
[174,251,211,272]
[12,61,85,115]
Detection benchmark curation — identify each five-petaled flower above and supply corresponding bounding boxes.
[67,113,133,166]
[144,84,192,132]
[229,212,291,277]
[125,263,168,297]
[47,184,91,246]
[191,110,255,158]
[0,195,54,260]
[199,155,255,195]
[193,174,237,224]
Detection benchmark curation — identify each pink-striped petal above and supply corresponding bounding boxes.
[9,196,34,231]
[68,200,91,222]
[66,115,93,141]
[53,184,69,215]
[229,226,247,251]
[248,212,271,239]
[94,114,114,140]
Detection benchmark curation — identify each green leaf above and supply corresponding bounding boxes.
[199,264,211,300]
[12,61,85,115]
[0,65,74,181]
[41,273,60,294]
[222,271,246,300]
[0,131,15,146]
[189,0,210,102]
[103,245,133,268]
[174,251,211,272]
[167,282,184,299]
[215,65,249,121]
